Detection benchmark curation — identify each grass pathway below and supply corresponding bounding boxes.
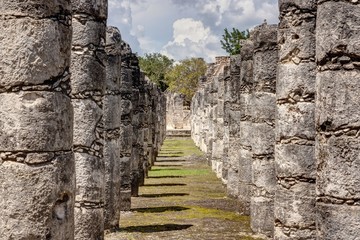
[105,137,264,240]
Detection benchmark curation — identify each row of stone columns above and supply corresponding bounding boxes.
[0,1,166,239]
[191,0,360,238]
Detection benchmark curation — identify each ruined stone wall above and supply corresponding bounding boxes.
[191,3,360,237]
[166,91,191,130]
[0,1,75,239]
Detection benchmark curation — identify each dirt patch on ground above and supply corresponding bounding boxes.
[105,138,265,240]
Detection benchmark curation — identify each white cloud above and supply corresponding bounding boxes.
[108,0,279,62]
[172,18,210,43]
[162,18,224,62]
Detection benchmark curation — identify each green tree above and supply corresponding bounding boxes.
[220,28,250,55]
[138,53,174,91]
[165,58,207,104]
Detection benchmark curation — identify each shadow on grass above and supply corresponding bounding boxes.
[140,193,189,198]
[150,168,181,171]
[157,155,184,158]
[120,224,193,233]
[147,176,185,179]
[132,206,190,213]
[145,183,186,187]
[155,159,187,162]
[154,164,184,167]
[158,151,184,155]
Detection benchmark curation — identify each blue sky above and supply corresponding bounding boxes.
[108,0,279,62]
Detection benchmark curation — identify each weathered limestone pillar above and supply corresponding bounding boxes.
[71,0,107,238]
[275,1,317,239]
[250,24,278,237]
[122,42,143,198]
[103,26,122,230]
[238,41,254,214]
[118,40,137,208]
[212,57,230,183]
[316,1,360,239]
[145,80,154,173]
[191,91,203,148]
[0,1,75,239]
[204,86,212,163]
[226,54,242,199]
[138,73,148,186]
[159,93,167,145]
[119,45,134,212]
[150,84,160,167]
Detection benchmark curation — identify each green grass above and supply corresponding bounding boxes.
[106,137,263,240]
[148,167,210,177]
[158,138,204,157]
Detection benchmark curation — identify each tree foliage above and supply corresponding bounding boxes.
[165,58,207,104]
[138,53,174,91]
[220,28,250,55]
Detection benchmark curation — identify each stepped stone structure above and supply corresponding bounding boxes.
[0,1,75,239]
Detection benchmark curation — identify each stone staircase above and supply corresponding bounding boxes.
[166,129,191,138]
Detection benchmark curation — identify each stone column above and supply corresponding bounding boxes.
[209,75,219,170]
[275,1,317,239]
[226,54,242,199]
[123,41,143,198]
[119,45,134,212]
[138,73,148,186]
[145,80,154,173]
[103,26,122,230]
[0,1,74,239]
[316,1,360,239]
[238,41,254,214]
[71,0,107,238]
[150,84,160,166]
[212,59,230,183]
[250,24,278,238]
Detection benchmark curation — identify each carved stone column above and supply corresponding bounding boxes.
[71,0,107,238]
[0,1,75,239]
[250,24,278,238]
[103,26,122,230]
[275,1,317,239]
[315,1,360,239]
